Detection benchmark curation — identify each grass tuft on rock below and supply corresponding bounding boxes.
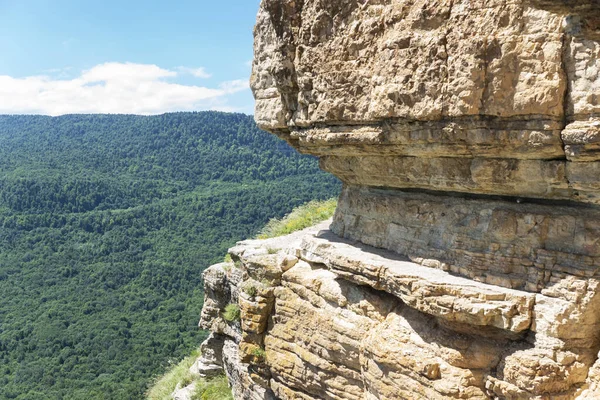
[257,198,337,239]
[242,282,258,298]
[146,352,233,400]
[191,375,233,400]
[146,349,200,400]
[251,346,266,362]
[222,304,241,322]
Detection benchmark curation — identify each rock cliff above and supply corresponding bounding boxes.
[197,1,600,399]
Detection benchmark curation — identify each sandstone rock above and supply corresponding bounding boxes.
[189,333,225,378]
[252,0,573,129]
[195,261,275,399]
[199,262,243,341]
[239,284,274,336]
[266,260,397,399]
[362,309,496,399]
[222,339,276,400]
[300,231,535,333]
[194,0,600,398]
[496,346,593,395]
[578,351,600,399]
[330,186,600,291]
[197,223,600,399]
[251,0,600,204]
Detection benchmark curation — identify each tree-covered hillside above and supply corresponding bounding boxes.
[0,112,340,399]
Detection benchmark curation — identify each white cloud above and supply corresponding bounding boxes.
[177,66,212,79]
[83,62,177,82]
[219,79,249,92]
[0,62,249,116]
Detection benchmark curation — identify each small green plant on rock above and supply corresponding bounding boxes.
[242,283,258,298]
[251,346,267,362]
[191,375,233,400]
[222,303,241,322]
[223,253,232,263]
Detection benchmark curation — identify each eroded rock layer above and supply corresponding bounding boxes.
[331,186,600,291]
[196,0,600,399]
[252,0,600,201]
[198,223,600,399]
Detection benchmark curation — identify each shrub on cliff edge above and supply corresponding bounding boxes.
[257,198,337,239]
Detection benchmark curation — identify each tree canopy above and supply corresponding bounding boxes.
[0,112,340,399]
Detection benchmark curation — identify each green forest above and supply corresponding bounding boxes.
[0,112,340,399]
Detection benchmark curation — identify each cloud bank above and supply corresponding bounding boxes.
[0,62,250,116]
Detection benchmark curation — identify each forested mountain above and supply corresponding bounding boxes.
[0,112,340,399]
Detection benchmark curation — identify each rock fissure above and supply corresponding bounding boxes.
[480,34,490,118]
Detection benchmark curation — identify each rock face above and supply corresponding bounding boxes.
[197,1,600,399]
[199,222,600,399]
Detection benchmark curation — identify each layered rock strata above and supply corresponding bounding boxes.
[196,0,600,399]
[197,221,600,399]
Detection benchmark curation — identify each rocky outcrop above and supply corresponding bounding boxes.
[252,0,600,201]
[197,0,600,399]
[198,221,600,399]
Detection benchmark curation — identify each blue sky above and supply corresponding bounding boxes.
[0,0,261,115]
